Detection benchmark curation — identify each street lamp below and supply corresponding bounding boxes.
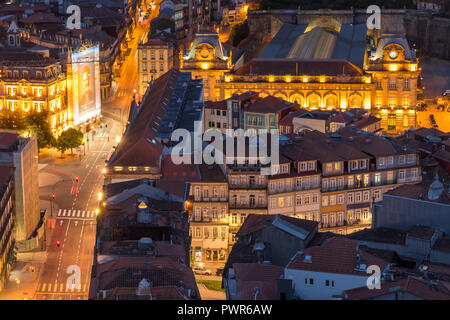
[116,136,121,143]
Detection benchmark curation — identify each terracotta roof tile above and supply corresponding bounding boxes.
[343,277,450,300]
[286,237,389,276]
[237,214,318,238]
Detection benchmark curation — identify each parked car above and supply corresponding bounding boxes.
[216,268,224,276]
[193,267,212,275]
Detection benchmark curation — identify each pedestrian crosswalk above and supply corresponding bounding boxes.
[37,282,88,293]
[57,209,96,219]
[98,132,108,138]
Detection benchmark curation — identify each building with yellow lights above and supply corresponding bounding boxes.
[137,35,176,95]
[180,31,234,101]
[217,20,420,135]
[0,50,69,134]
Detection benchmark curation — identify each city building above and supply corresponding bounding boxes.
[348,225,450,265]
[180,31,234,101]
[224,263,284,300]
[90,177,199,300]
[271,128,423,234]
[0,166,14,292]
[137,34,176,95]
[105,70,203,184]
[279,108,381,135]
[188,163,229,267]
[372,174,450,235]
[203,92,296,133]
[0,49,69,133]
[223,214,319,299]
[218,19,420,134]
[283,237,391,300]
[0,131,41,248]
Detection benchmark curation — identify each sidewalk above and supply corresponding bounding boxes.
[0,251,48,300]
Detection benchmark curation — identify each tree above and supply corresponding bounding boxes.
[58,128,84,155]
[54,132,70,158]
[0,109,54,150]
[24,110,54,150]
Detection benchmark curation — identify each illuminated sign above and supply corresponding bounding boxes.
[70,45,101,125]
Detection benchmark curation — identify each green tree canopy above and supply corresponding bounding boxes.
[57,128,84,156]
[0,109,54,150]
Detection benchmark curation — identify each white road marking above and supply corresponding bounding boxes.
[82,211,85,218]
[63,209,67,217]
[77,210,81,217]
[48,283,52,292]
[57,209,62,216]
[41,283,47,292]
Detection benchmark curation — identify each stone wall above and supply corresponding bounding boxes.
[247,9,450,60]
[404,11,450,59]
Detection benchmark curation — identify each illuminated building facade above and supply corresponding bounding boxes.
[137,37,175,95]
[180,31,232,101]
[0,51,68,133]
[67,45,101,127]
[217,21,420,135]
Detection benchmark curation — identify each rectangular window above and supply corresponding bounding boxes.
[348,176,354,188]
[322,196,328,207]
[329,195,336,206]
[296,195,302,205]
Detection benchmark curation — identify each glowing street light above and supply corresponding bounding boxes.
[116,136,121,143]
[95,208,100,216]
[98,192,103,201]
[102,168,107,174]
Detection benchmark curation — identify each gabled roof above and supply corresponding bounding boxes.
[237,214,318,238]
[233,263,284,300]
[243,96,296,114]
[286,237,389,276]
[343,277,450,300]
[108,70,181,167]
[259,22,367,68]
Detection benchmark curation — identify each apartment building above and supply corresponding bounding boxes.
[137,35,175,95]
[267,147,321,222]
[0,131,41,245]
[189,164,229,266]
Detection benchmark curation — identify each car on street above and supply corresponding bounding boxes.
[193,267,212,275]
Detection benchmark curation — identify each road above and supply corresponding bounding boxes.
[102,1,160,132]
[35,124,116,300]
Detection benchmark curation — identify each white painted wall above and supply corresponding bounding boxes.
[284,268,371,300]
